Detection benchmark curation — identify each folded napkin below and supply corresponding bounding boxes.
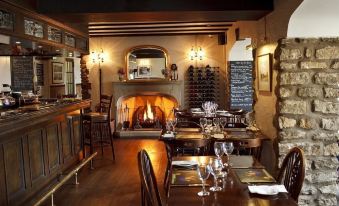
[162,133,175,138]
[248,185,287,195]
[172,160,198,166]
[213,133,224,139]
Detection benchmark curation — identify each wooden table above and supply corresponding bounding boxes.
[168,156,297,206]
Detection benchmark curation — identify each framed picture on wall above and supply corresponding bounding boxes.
[52,62,64,84]
[257,53,272,92]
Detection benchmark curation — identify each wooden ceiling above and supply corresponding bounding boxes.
[33,0,274,37]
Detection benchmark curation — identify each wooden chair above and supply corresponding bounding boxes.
[171,139,211,156]
[277,147,305,202]
[233,138,262,160]
[163,143,172,196]
[138,150,163,206]
[82,94,115,160]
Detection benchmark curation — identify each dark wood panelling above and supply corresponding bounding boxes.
[71,115,82,154]
[3,139,25,203]
[46,123,61,174]
[61,120,73,163]
[0,146,7,205]
[27,129,46,187]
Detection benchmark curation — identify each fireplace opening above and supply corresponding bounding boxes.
[117,93,178,130]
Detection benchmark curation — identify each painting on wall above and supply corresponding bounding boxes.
[52,62,64,84]
[138,66,151,77]
[257,53,272,92]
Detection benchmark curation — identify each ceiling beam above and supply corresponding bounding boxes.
[89,30,227,37]
[89,26,230,33]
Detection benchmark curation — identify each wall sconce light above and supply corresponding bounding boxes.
[190,46,204,60]
[91,48,104,63]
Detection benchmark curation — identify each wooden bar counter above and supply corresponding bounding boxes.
[0,100,90,206]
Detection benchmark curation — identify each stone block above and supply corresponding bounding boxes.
[278,116,296,128]
[324,143,339,156]
[316,194,337,206]
[280,100,307,114]
[315,46,339,59]
[305,171,337,183]
[313,100,339,114]
[312,132,339,141]
[298,195,315,206]
[330,61,339,69]
[279,87,294,98]
[301,184,317,195]
[279,130,306,140]
[280,72,311,85]
[321,118,339,131]
[312,157,339,169]
[300,61,327,69]
[280,48,303,60]
[319,184,338,195]
[297,87,322,98]
[299,118,317,129]
[314,73,339,85]
[279,142,322,156]
[305,48,313,58]
[324,87,339,98]
[280,62,297,70]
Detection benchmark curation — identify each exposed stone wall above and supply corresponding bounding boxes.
[80,55,91,99]
[277,38,339,206]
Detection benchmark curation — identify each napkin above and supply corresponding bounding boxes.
[162,133,175,138]
[172,160,198,166]
[213,133,224,139]
[248,185,288,195]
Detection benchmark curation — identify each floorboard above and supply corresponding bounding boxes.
[40,139,167,206]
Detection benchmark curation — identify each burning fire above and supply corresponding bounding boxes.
[143,100,154,121]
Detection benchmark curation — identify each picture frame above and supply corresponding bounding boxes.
[257,53,272,92]
[138,66,151,77]
[52,62,64,84]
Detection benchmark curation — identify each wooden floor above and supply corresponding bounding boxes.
[42,139,167,206]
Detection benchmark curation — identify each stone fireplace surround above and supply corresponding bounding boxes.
[112,80,183,136]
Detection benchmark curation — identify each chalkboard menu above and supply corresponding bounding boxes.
[230,61,253,111]
[11,57,34,91]
[36,63,44,86]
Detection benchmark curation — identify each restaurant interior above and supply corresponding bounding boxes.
[0,0,338,205]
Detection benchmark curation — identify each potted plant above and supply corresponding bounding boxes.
[117,68,125,81]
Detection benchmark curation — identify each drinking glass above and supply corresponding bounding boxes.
[223,142,234,157]
[206,119,213,135]
[213,118,220,132]
[199,118,207,133]
[208,158,223,191]
[213,142,224,159]
[219,117,227,131]
[170,118,177,132]
[197,163,210,196]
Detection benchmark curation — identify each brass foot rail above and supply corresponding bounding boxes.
[33,152,98,206]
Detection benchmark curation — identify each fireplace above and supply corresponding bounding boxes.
[116,93,178,130]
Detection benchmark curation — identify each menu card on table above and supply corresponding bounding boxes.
[234,168,276,183]
[171,170,207,186]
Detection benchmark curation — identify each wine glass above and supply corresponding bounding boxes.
[219,117,227,132]
[213,118,220,132]
[213,142,224,159]
[170,118,177,132]
[197,163,210,196]
[207,157,223,192]
[223,142,234,157]
[206,119,213,135]
[199,118,207,133]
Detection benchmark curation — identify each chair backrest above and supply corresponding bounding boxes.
[171,139,210,156]
[97,94,113,116]
[137,150,162,206]
[233,138,262,160]
[277,147,305,202]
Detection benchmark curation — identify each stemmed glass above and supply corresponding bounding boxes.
[223,142,234,163]
[206,119,213,135]
[170,118,177,132]
[199,118,207,133]
[213,142,224,159]
[213,118,220,132]
[208,157,223,191]
[197,163,210,196]
[219,117,227,132]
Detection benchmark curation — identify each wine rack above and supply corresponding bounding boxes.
[185,65,221,108]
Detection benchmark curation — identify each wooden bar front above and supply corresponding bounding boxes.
[0,100,90,206]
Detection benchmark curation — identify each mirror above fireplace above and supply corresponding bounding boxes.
[126,45,168,80]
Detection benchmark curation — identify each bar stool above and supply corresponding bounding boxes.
[82,94,115,161]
